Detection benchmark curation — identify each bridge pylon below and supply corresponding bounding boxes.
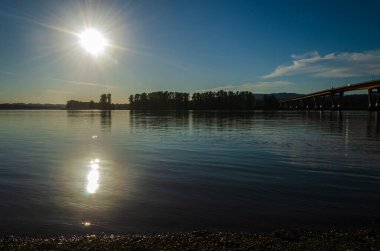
[331,92,344,111]
[368,88,380,111]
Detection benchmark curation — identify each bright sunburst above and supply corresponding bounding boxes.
[78,28,108,56]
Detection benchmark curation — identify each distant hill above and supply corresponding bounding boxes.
[272,93,303,100]
[254,93,302,101]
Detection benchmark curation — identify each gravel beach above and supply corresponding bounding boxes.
[1,230,379,250]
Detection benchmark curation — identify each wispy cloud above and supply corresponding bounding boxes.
[50,78,120,89]
[47,89,73,95]
[195,81,293,93]
[263,50,380,79]
[0,70,19,76]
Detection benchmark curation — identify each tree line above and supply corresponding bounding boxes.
[129,90,279,110]
[191,91,256,109]
[129,90,266,110]
[66,93,113,110]
[65,91,281,110]
[129,91,189,109]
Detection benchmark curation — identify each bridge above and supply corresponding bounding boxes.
[279,79,380,110]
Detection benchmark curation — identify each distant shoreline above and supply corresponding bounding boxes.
[0,230,379,250]
[0,106,377,111]
[0,107,377,111]
[0,93,374,110]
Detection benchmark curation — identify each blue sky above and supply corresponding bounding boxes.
[0,0,379,103]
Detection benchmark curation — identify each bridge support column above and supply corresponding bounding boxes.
[369,89,374,110]
[319,96,325,110]
[375,88,380,110]
[337,92,344,111]
[330,92,335,110]
[331,92,344,111]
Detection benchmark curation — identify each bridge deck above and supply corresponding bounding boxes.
[280,79,380,103]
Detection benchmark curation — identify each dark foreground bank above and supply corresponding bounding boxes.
[1,230,379,251]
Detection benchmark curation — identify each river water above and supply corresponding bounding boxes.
[0,110,379,235]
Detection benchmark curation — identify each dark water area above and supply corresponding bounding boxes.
[0,110,379,236]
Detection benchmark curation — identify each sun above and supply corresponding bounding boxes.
[78,28,109,56]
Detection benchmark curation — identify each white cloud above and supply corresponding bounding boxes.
[194,81,294,93]
[263,50,380,78]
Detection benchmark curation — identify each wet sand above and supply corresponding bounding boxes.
[1,230,379,250]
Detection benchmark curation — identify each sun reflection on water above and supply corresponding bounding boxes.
[82,221,92,227]
[86,159,100,194]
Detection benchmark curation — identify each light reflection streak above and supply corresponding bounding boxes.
[86,159,100,194]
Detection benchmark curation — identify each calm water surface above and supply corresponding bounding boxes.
[0,110,379,235]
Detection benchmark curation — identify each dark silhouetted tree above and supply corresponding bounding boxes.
[262,94,279,110]
[107,93,112,105]
[89,100,95,109]
[99,93,113,110]
[129,95,134,106]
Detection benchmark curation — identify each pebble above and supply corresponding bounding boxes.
[0,230,378,250]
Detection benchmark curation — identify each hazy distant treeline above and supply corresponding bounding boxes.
[0,103,65,109]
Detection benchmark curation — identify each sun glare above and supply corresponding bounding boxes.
[79,29,108,56]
